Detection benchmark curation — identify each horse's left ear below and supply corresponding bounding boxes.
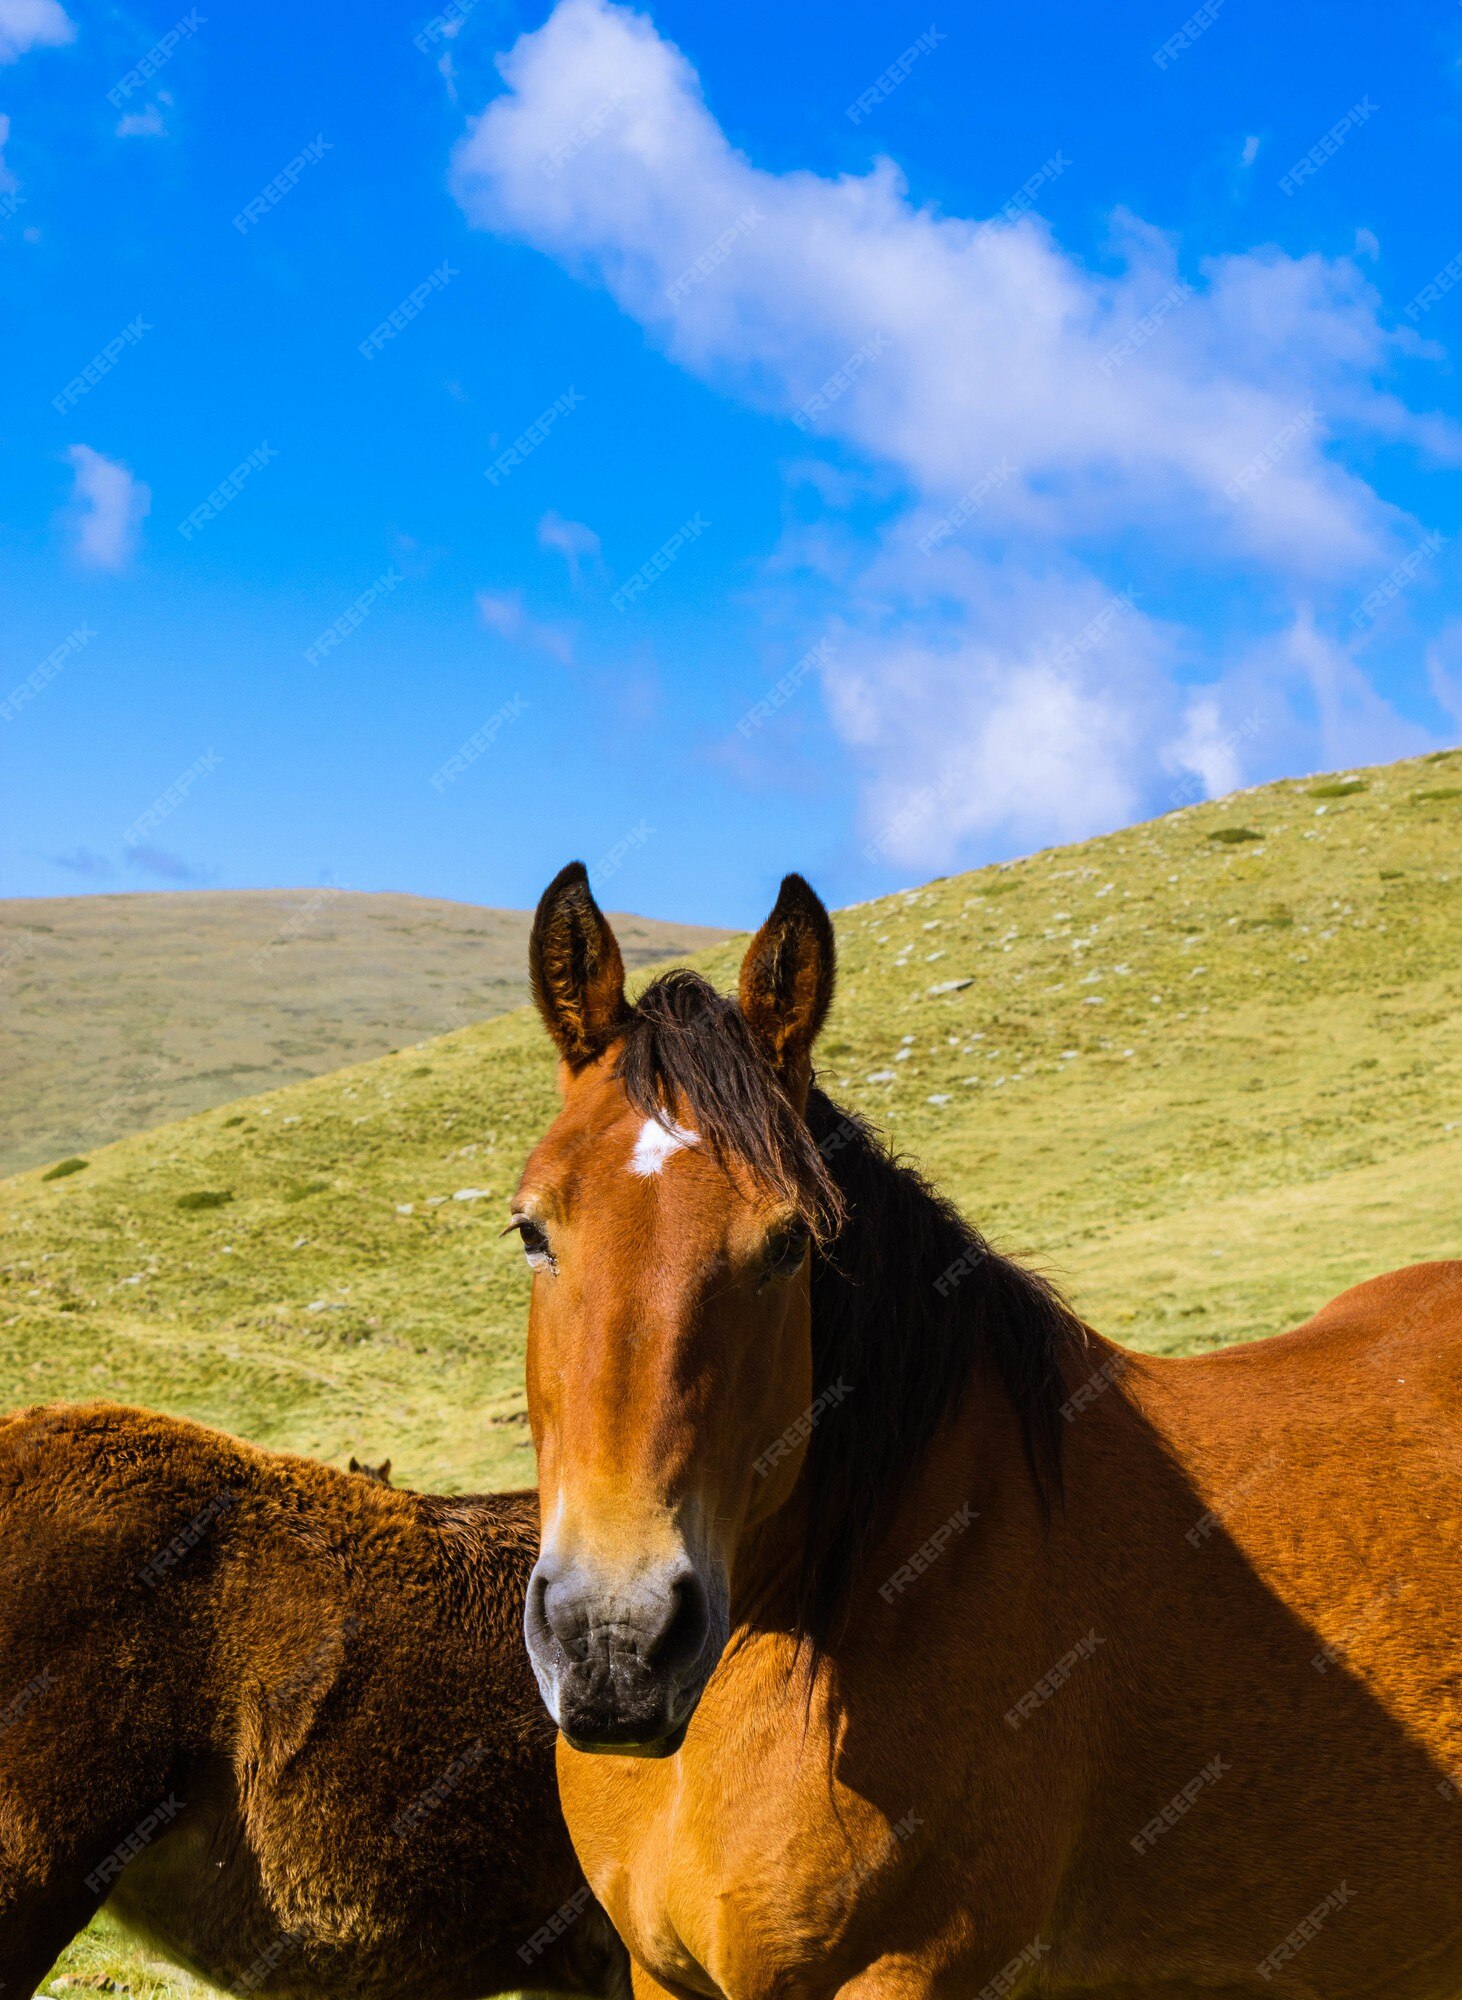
[529,861,629,1068]
[738,873,836,1098]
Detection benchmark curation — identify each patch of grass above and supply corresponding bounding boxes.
[1207,827,1264,844]
[174,1188,233,1211]
[284,1179,330,1202]
[1309,779,1367,798]
[41,1156,89,1181]
[221,1114,246,1128]
[1414,787,1461,803]
[47,1912,183,1996]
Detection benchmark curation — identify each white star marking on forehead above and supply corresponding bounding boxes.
[629,1115,701,1177]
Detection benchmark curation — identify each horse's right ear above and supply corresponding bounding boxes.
[529,862,629,1068]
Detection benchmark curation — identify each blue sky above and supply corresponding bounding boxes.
[2,0,1459,927]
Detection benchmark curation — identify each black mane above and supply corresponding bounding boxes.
[800,1089,1082,1647]
[617,971,1085,1650]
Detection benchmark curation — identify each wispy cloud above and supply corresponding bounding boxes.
[116,97,168,138]
[476,587,573,662]
[124,842,212,883]
[454,0,1454,868]
[49,845,115,880]
[0,0,75,63]
[1426,621,1462,730]
[64,444,150,570]
[0,111,16,192]
[537,508,602,584]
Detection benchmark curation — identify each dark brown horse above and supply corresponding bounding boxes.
[512,862,1462,1999]
[0,1401,628,2000]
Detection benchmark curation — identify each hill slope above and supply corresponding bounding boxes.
[0,889,732,1177]
[5,746,1461,1989]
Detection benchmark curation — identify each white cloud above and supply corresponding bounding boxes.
[538,508,602,583]
[454,0,1447,574]
[1284,609,1434,768]
[116,99,167,138]
[477,587,572,662]
[0,111,15,193]
[65,444,150,570]
[841,645,1149,868]
[1165,696,1246,802]
[0,0,75,63]
[453,0,1452,865]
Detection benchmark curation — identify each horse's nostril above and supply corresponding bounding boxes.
[535,1565,589,1663]
[647,1569,711,1680]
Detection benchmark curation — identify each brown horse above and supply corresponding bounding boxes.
[512,862,1462,2000]
[0,1401,628,2000]
[348,1454,394,1484]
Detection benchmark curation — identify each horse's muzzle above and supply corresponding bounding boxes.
[523,1552,726,1755]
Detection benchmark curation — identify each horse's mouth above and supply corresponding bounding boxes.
[563,1716,690,1759]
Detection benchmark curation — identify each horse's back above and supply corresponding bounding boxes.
[1128,1258,1462,1458]
[1290,1257,1462,1404]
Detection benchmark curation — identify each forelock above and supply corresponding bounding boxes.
[613,971,842,1237]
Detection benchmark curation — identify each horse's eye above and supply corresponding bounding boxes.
[763,1222,810,1284]
[508,1214,555,1273]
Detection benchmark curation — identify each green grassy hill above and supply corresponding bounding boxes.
[0,888,730,1178]
[5,746,1460,1992]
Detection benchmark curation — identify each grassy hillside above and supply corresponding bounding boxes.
[0,889,731,1177]
[5,746,1460,1992]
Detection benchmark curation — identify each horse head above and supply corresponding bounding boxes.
[514,863,838,1754]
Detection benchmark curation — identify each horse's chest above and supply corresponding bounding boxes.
[620,1822,869,2000]
[562,1716,915,2000]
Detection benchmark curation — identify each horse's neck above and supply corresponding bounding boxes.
[732,1340,1045,1651]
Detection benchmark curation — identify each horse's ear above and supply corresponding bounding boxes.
[348,1456,361,1473]
[529,861,629,1068]
[379,1459,391,1483]
[738,873,836,1096]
